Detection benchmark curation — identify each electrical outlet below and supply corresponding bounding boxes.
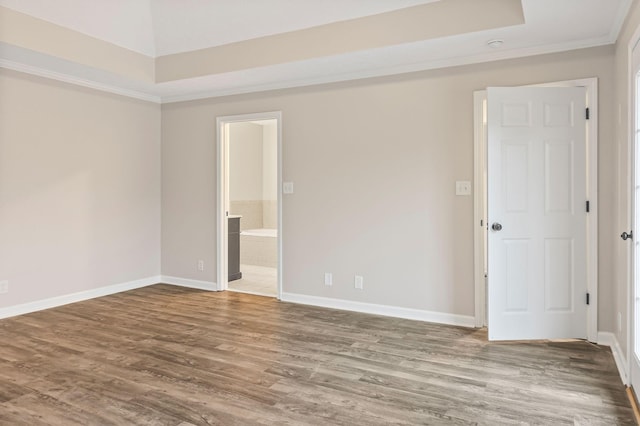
[354,275,363,290]
[0,281,8,294]
[324,273,332,286]
[618,312,622,333]
[283,182,294,194]
[198,260,204,271]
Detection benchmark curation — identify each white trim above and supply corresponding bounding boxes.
[216,117,228,292]
[626,23,640,390]
[474,78,599,341]
[0,59,161,104]
[280,292,476,328]
[598,331,630,385]
[2,31,622,105]
[473,90,487,328]
[216,112,283,299]
[276,113,283,301]
[160,275,217,291]
[0,276,161,320]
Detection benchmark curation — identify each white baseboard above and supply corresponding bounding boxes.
[280,292,476,328]
[0,275,161,320]
[160,275,217,291]
[598,331,629,385]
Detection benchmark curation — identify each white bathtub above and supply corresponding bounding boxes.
[241,228,277,238]
[240,228,277,268]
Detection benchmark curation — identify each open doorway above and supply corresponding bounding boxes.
[216,112,282,299]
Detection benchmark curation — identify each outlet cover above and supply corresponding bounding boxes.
[354,275,364,290]
[324,273,332,286]
[618,312,622,333]
[0,281,8,294]
[198,260,204,271]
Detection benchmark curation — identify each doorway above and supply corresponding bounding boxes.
[473,80,598,341]
[216,112,282,299]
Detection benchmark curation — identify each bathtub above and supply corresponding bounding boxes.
[240,228,277,268]
[241,228,277,238]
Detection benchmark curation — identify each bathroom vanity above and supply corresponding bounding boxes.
[228,215,242,281]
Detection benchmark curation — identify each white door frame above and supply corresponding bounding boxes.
[473,78,599,342]
[216,111,283,299]
[626,29,640,388]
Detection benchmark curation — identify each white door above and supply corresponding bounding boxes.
[487,87,587,341]
[629,42,640,390]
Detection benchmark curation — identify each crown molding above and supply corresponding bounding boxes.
[0,58,161,103]
[1,34,618,105]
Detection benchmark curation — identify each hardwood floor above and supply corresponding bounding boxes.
[0,284,634,425]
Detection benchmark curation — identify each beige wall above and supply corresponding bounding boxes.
[262,121,278,229]
[161,45,615,318]
[0,33,620,331]
[229,122,264,201]
[263,122,278,202]
[0,68,161,308]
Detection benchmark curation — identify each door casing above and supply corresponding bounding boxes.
[473,79,598,342]
[216,111,283,299]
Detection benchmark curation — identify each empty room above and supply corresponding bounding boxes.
[2,0,640,424]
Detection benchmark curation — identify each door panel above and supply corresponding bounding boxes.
[488,87,587,341]
[545,140,574,213]
[544,238,573,312]
[504,239,530,312]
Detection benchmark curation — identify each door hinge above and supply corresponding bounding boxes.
[586,292,590,305]
[586,200,590,213]
[586,108,590,120]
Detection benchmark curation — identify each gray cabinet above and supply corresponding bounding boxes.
[228,216,242,281]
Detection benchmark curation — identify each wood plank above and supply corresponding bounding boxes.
[0,284,634,424]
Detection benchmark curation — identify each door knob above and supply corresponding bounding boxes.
[621,231,633,241]
[491,223,503,231]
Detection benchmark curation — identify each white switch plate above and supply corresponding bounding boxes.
[324,273,332,286]
[0,281,8,294]
[455,181,472,196]
[354,275,363,290]
[283,182,294,194]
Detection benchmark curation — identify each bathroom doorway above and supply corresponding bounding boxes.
[216,112,282,298]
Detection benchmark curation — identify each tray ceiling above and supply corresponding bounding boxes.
[0,0,632,103]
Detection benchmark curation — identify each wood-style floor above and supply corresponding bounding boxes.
[0,285,634,425]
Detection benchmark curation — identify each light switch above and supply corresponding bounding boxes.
[456,181,472,196]
[283,182,294,194]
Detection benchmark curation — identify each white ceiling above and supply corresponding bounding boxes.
[0,0,633,102]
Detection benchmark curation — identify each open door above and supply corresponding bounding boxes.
[487,86,588,341]
[628,40,640,394]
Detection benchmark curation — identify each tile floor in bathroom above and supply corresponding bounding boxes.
[228,264,277,297]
